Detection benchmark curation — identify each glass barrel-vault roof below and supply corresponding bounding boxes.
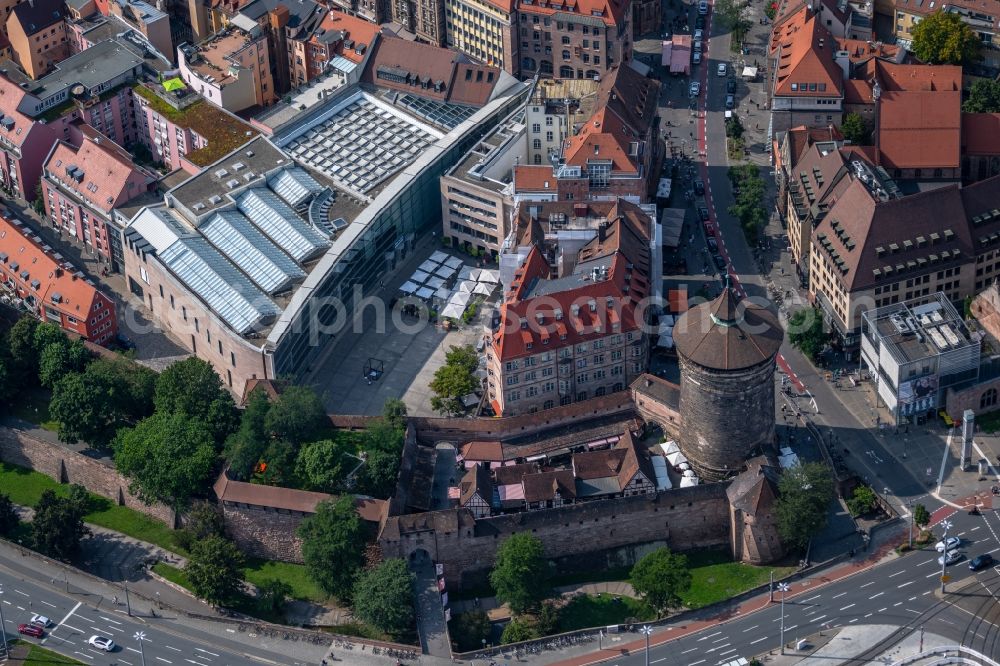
[237,188,330,262]
[199,210,306,294]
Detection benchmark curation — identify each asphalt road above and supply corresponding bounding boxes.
[0,570,267,666]
[595,507,1000,665]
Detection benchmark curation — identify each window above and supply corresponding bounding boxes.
[562,49,570,60]
[982,388,998,409]
[562,35,570,44]
[231,352,236,367]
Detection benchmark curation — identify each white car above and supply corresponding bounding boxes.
[689,81,701,97]
[699,0,709,14]
[692,51,702,65]
[937,549,963,566]
[29,614,51,628]
[88,636,115,652]
[717,63,727,77]
[935,536,960,553]
[694,28,704,40]
[693,39,703,52]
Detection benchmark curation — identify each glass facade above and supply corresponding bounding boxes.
[269,88,529,380]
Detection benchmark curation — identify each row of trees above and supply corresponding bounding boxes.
[727,164,769,242]
[430,345,480,415]
[0,488,90,562]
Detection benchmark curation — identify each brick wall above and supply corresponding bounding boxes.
[221,503,307,562]
[0,427,176,526]
[945,376,1000,423]
[380,483,730,589]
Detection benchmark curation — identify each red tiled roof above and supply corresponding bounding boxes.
[45,134,153,214]
[212,470,385,521]
[513,165,557,192]
[0,73,39,148]
[361,37,502,107]
[834,37,901,64]
[316,10,382,64]
[877,89,961,169]
[493,214,651,362]
[460,440,504,462]
[0,213,111,323]
[894,0,1000,32]
[962,113,1000,156]
[771,8,842,98]
[517,0,629,27]
[570,430,653,489]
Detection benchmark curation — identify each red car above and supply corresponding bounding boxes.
[18,623,44,638]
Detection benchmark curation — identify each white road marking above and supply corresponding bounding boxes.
[690,661,706,665]
[898,581,914,588]
[705,643,731,653]
[802,594,821,602]
[40,600,57,608]
[878,608,888,613]
[194,648,220,657]
[785,625,798,632]
[972,526,981,532]
[14,589,29,597]
[888,570,906,578]
[924,591,933,595]
[16,606,24,611]
[63,624,84,633]
[74,651,94,660]
[810,615,827,624]
[894,602,903,607]
[907,608,921,614]
[741,625,759,633]
[712,636,729,643]
[156,658,173,664]
[860,581,876,588]
[926,571,942,578]
[718,649,738,657]
[909,597,917,601]
[76,614,95,622]
[864,613,873,618]
[697,631,723,641]
[849,618,859,623]
[42,602,82,645]
[100,616,122,625]
[839,604,855,611]
[165,646,183,652]
[128,647,142,654]
[870,592,885,599]
[750,637,768,645]
[832,592,847,598]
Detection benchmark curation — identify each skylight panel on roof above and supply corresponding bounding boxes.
[237,188,329,262]
[200,211,306,294]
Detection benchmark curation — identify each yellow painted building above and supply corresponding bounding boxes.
[444,0,517,74]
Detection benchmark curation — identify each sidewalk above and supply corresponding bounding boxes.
[541,525,904,666]
[450,581,638,618]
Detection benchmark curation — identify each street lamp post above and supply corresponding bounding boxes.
[777,582,790,655]
[940,519,953,593]
[908,499,914,549]
[0,587,8,658]
[134,631,147,666]
[640,625,653,666]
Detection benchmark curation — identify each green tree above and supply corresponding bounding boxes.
[489,533,549,615]
[223,391,271,480]
[49,357,156,449]
[264,386,328,445]
[296,439,350,492]
[847,485,877,517]
[32,322,66,354]
[0,492,19,536]
[38,339,90,388]
[714,0,751,45]
[963,79,1000,113]
[6,316,39,381]
[787,306,827,360]
[176,502,225,552]
[913,503,931,527]
[629,548,692,614]
[66,484,94,515]
[298,496,366,600]
[775,462,836,550]
[355,449,401,498]
[364,416,405,454]
[911,10,981,65]
[257,439,298,486]
[450,610,492,652]
[256,579,293,616]
[31,490,88,561]
[840,112,870,145]
[113,412,218,511]
[725,114,744,140]
[185,535,245,606]
[0,356,15,414]
[383,398,408,430]
[154,358,237,442]
[500,617,539,644]
[352,558,415,637]
[429,345,480,415]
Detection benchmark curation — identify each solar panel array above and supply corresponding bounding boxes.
[284,97,434,195]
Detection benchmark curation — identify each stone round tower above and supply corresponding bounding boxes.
[672,287,783,482]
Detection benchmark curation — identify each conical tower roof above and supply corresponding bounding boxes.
[673,287,783,371]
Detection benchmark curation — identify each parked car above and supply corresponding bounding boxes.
[694,28,704,40]
[692,51,702,65]
[725,94,735,109]
[704,222,715,236]
[717,63,727,77]
[689,81,701,97]
[693,39,703,52]
[29,614,51,628]
[88,636,116,652]
[935,536,961,553]
[713,254,727,271]
[696,15,706,29]
[707,238,719,253]
[698,206,710,222]
[699,0,708,14]
[938,549,963,566]
[18,624,44,638]
[726,79,737,94]
[969,553,995,571]
[694,179,705,195]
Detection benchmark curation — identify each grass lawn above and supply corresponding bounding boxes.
[0,462,185,554]
[6,388,58,431]
[14,640,84,664]
[243,558,326,603]
[977,410,1000,433]
[558,593,654,632]
[321,622,392,641]
[549,566,632,589]
[152,561,191,588]
[680,549,796,609]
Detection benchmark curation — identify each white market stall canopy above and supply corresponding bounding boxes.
[441,302,466,319]
[661,208,685,249]
[660,440,680,456]
[425,276,446,290]
[651,456,673,490]
[444,256,463,269]
[435,264,458,279]
[477,269,499,283]
[399,281,418,294]
[458,265,475,281]
[473,282,494,296]
[666,450,688,466]
[458,280,476,293]
[415,286,434,299]
[429,250,449,264]
[434,287,451,300]
[410,269,431,283]
[450,291,471,307]
[657,178,672,199]
[418,259,439,273]
[742,66,758,79]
